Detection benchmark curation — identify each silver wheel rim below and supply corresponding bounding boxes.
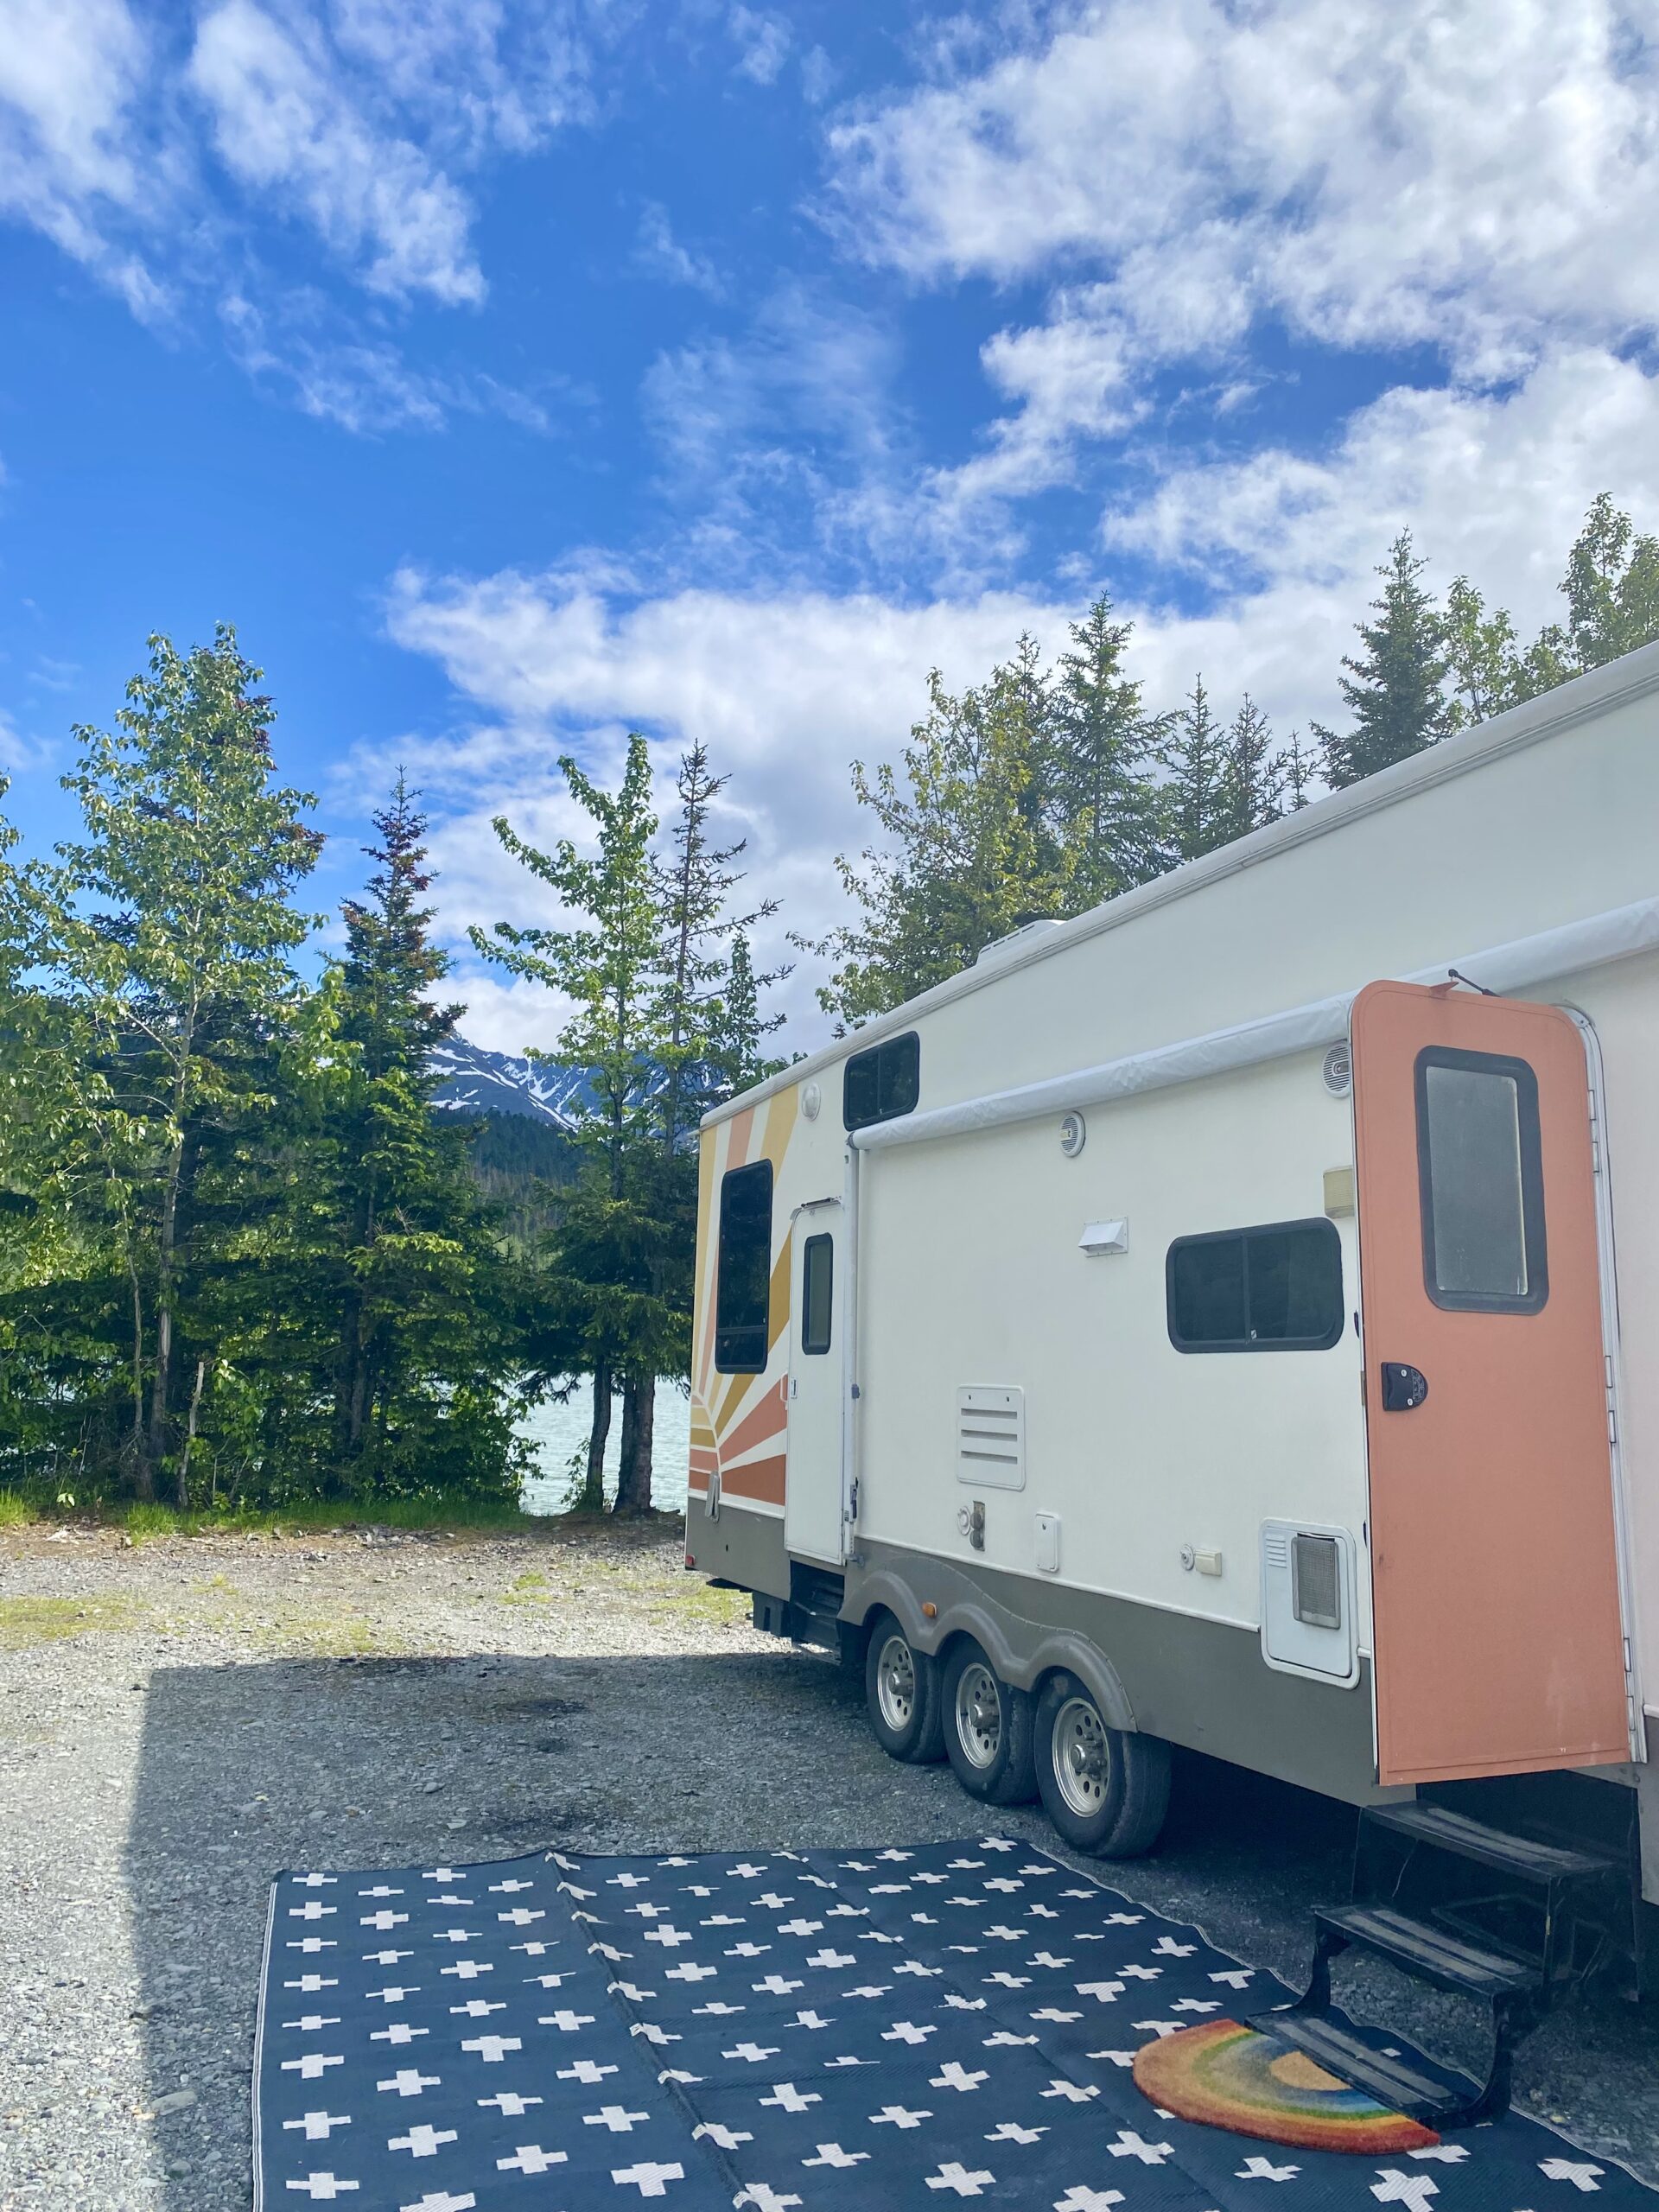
[1053,1694,1109,1818]
[955,1661,1002,1769]
[876,1634,917,1732]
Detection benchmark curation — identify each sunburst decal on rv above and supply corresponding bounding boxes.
[688,1086,799,1514]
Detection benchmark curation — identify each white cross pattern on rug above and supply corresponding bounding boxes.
[257,1840,1657,2212]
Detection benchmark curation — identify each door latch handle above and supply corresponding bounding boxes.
[1380,1362,1428,1411]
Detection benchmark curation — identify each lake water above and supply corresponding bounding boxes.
[518,1379,691,1516]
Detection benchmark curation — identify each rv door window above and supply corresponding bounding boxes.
[1415,1048,1547,1313]
[715,1160,774,1372]
[842,1031,920,1130]
[1166,1219,1344,1352]
[801,1233,834,1355]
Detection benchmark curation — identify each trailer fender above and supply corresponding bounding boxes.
[848,1563,1137,1735]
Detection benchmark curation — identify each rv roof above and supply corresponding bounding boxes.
[702,635,1659,1130]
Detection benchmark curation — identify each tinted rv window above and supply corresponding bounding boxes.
[1415,1048,1547,1313]
[1167,1219,1343,1352]
[842,1031,920,1130]
[801,1233,833,1355]
[715,1160,773,1372]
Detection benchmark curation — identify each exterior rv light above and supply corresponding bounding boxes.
[922,1601,938,1619]
[1059,1111,1086,1157]
[801,1080,822,1120]
[1078,1218,1128,1256]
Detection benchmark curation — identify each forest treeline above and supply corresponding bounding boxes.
[0,496,1651,1513]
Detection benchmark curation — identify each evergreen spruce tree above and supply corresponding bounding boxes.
[1160,675,1231,861]
[312,775,517,1497]
[1048,595,1165,905]
[40,628,321,1501]
[1217,695,1283,842]
[473,738,667,1512]
[1277,729,1318,812]
[1318,531,1453,787]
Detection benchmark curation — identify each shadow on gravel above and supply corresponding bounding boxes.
[123,1648,1659,2208]
[122,1646,860,2212]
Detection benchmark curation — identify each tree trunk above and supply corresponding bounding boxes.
[577,1362,612,1512]
[178,1357,208,1510]
[126,1259,152,1502]
[614,1373,655,1515]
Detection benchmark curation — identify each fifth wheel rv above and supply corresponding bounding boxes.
[683,639,1659,2119]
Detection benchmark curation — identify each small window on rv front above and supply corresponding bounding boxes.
[801,1233,834,1356]
[1415,1048,1548,1313]
[842,1031,920,1131]
[715,1160,774,1372]
[1166,1219,1344,1352]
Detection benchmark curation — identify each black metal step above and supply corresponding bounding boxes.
[1316,1904,1537,2000]
[1255,2010,1477,2127]
[1364,1802,1618,1885]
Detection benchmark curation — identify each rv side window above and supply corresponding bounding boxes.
[715,1160,774,1372]
[842,1031,920,1130]
[1166,1219,1344,1352]
[1415,1048,1548,1313]
[801,1233,833,1356]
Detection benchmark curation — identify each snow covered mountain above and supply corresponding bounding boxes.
[429,1038,602,1130]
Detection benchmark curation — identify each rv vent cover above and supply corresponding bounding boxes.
[957,1386,1026,1491]
[1260,1519,1357,1684]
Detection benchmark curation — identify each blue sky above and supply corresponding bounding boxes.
[3,0,1656,1050]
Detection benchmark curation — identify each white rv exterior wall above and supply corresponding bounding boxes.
[857,1046,1367,1648]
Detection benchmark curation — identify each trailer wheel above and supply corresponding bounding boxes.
[1033,1672,1170,1856]
[940,1639,1038,1806]
[864,1615,945,1764]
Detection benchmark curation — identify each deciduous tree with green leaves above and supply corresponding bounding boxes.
[805,652,1069,1029]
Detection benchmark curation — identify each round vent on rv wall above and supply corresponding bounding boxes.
[801,1081,822,1121]
[1322,1044,1353,1099]
[1059,1112,1086,1158]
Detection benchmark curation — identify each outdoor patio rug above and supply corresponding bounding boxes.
[254,1836,1651,2209]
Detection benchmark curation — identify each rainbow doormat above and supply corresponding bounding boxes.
[1135,2016,1441,2153]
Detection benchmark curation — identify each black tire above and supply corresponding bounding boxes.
[1033,1670,1170,1856]
[940,1638,1038,1805]
[863,1613,945,1764]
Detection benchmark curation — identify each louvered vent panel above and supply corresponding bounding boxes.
[957,1387,1026,1491]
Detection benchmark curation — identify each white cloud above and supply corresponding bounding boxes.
[190,0,486,305]
[827,0,1659,522]
[326,0,594,157]
[379,337,1659,1050]
[728,6,791,87]
[634,201,722,296]
[379,563,1080,1039]
[0,0,168,315]
[221,289,558,434]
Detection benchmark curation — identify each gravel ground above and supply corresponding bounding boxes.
[2,1518,1656,2209]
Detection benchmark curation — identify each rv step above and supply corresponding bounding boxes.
[1251,2009,1484,2128]
[1363,1802,1618,1885]
[1313,1904,1536,2000]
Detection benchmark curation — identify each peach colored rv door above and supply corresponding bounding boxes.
[1351,981,1629,1788]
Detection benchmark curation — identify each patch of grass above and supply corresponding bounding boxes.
[658,1580,752,1630]
[123,1502,180,1546]
[500,1570,550,1608]
[0,1490,36,1529]
[0,1594,146,1650]
[253,1610,392,1658]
